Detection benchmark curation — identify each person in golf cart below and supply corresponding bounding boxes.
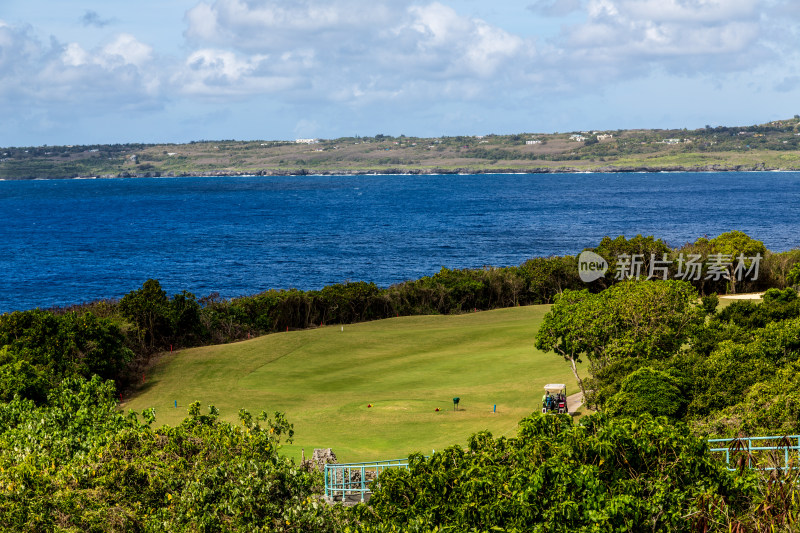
[541,384,568,414]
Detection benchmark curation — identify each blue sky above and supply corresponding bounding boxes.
[1,0,799,146]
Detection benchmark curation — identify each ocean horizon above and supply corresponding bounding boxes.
[2,171,798,313]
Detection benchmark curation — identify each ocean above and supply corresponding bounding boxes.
[1,172,798,312]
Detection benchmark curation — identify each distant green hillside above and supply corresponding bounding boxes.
[3,117,800,178]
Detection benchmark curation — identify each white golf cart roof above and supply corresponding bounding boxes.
[543,384,566,391]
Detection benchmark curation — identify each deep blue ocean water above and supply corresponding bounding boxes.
[1,172,799,313]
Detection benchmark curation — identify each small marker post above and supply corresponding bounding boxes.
[493,404,496,413]
[174,400,177,408]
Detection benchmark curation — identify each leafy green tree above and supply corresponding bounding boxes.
[170,290,205,344]
[698,359,800,436]
[119,279,174,351]
[689,317,800,417]
[710,231,767,294]
[59,311,133,381]
[762,287,798,304]
[606,366,687,419]
[0,310,132,401]
[0,348,49,403]
[535,280,702,405]
[592,234,671,284]
[789,262,800,287]
[517,256,580,303]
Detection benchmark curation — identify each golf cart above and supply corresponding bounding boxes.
[541,384,568,414]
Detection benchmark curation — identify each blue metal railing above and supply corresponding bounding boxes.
[324,458,413,502]
[708,435,800,471]
[324,435,800,503]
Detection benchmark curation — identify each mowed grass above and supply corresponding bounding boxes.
[124,305,579,462]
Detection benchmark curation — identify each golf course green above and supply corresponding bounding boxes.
[124,304,580,462]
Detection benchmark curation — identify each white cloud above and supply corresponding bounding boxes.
[619,0,757,23]
[173,0,790,108]
[184,0,398,51]
[400,3,526,78]
[0,22,162,116]
[175,49,299,97]
[179,0,532,102]
[61,34,154,70]
[62,43,90,67]
[562,0,765,66]
[0,22,41,77]
[101,34,154,68]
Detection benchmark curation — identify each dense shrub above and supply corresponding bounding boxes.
[606,367,687,419]
[763,287,798,303]
[0,378,334,532]
[0,309,132,402]
[698,359,800,437]
[358,413,754,532]
[701,292,719,315]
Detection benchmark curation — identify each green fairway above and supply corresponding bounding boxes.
[124,305,580,462]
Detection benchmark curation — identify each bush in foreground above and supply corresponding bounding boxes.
[0,378,334,532]
[356,413,755,532]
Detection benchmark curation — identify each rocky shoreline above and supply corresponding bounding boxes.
[10,161,790,180]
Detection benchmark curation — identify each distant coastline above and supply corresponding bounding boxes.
[3,117,800,179]
[0,163,795,181]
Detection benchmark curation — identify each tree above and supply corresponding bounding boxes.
[606,366,686,418]
[535,280,702,406]
[709,231,767,294]
[699,359,800,437]
[701,293,719,315]
[688,317,800,417]
[170,290,204,345]
[591,234,671,286]
[517,256,580,303]
[788,262,800,287]
[0,310,132,401]
[119,279,174,351]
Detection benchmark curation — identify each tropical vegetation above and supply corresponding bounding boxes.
[3,230,800,530]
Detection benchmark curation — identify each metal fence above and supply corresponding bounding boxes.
[708,435,800,471]
[324,458,412,502]
[323,435,800,503]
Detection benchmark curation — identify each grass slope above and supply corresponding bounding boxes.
[124,305,578,462]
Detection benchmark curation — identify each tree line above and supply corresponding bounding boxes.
[2,231,799,402]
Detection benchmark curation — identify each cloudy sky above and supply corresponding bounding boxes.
[1,0,799,146]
